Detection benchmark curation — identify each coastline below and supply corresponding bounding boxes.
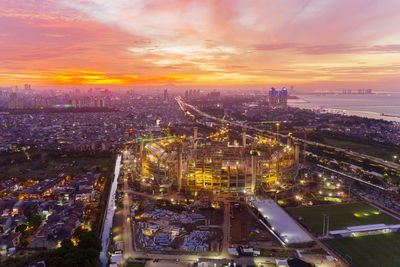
[288,97,400,123]
[381,113,400,119]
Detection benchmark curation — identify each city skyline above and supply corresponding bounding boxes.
[1,0,400,90]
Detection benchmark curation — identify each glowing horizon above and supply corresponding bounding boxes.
[1,0,400,90]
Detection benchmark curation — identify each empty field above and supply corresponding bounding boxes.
[0,149,114,180]
[230,203,274,245]
[287,202,399,235]
[325,233,400,267]
[323,137,396,161]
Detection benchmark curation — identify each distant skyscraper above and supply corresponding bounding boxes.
[163,89,168,103]
[268,87,287,108]
[8,92,17,109]
[94,98,105,108]
[278,87,288,108]
[24,84,31,91]
[357,89,373,94]
[268,87,278,107]
[71,99,79,108]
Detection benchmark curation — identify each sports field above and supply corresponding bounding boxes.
[287,202,399,235]
[325,233,400,267]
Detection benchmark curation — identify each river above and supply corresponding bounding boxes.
[99,154,122,267]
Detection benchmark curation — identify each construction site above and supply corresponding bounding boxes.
[131,126,300,196]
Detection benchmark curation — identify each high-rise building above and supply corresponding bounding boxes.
[95,98,105,108]
[268,87,287,108]
[8,92,17,109]
[163,89,168,103]
[268,88,278,107]
[357,89,373,94]
[24,84,31,91]
[71,99,80,108]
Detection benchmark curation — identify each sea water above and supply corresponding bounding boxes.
[289,93,400,122]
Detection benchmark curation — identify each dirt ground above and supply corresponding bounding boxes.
[230,203,275,245]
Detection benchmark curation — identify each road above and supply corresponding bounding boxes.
[221,202,230,258]
[316,164,387,191]
[100,154,121,267]
[121,170,134,264]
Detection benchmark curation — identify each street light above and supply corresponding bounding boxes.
[276,122,280,143]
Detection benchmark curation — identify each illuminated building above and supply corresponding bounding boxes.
[268,87,288,108]
[135,129,298,195]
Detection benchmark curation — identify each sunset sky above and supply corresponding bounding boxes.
[1,0,400,90]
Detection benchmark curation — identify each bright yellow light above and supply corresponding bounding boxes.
[71,237,79,246]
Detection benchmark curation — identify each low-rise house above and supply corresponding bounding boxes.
[75,188,95,201]
[0,232,21,256]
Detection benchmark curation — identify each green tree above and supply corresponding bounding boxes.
[15,223,27,233]
[30,215,43,229]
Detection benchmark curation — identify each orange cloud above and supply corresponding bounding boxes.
[0,69,196,85]
[1,0,400,90]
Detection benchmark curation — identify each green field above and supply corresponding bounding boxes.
[325,233,400,267]
[287,202,399,235]
[323,137,399,162]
